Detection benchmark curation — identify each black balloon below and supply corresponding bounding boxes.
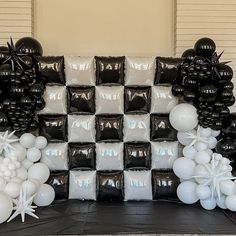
[69,143,96,169]
[96,115,123,142]
[46,171,69,200]
[20,96,35,109]
[183,90,196,102]
[15,37,43,56]
[181,48,195,61]
[0,112,10,131]
[171,84,184,97]
[97,171,124,201]
[152,171,180,199]
[124,142,151,169]
[95,56,125,85]
[0,46,9,63]
[68,86,95,114]
[194,37,216,58]
[27,119,38,131]
[222,113,236,137]
[35,98,45,111]
[216,138,236,158]
[29,83,44,98]
[124,87,151,114]
[199,84,217,103]
[216,64,233,83]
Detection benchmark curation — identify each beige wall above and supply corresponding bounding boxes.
[33,0,175,56]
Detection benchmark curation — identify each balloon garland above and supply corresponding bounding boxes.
[172,37,235,130]
[0,38,45,135]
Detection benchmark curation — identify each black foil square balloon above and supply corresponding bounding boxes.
[96,115,123,142]
[95,56,125,85]
[150,114,177,141]
[124,142,151,169]
[124,86,151,114]
[38,115,67,142]
[37,56,65,84]
[67,86,95,114]
[69,143,96,169]
[152,170,180,199]
[154,57,184,85]
[46,171,69,200]
[97,171,124,201]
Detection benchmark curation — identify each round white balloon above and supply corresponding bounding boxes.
[33,184,55,207]
[196,185,211,200]
[28,163,50,184]
[19,133,36,149]
[208,137,217,149]
[0,191,13,223]
[16,166,27,180]
[183,146,197,159]
[225,195,236,211]
[200,197,216,210]
[27,148,41,163]
[4,181,21,198]
[34,136,47,150]
[216,195,227,209]
[0,177,6,191]
[220,180,236,196]
[199,126,212,138]
[195,151,211,164]
[194,141,208,151]
[177,130,197,146]
[169,104,198,132]
[22,159,33,170]
[211,130,220,137]
[22,180,37,196]
[177,181,199,204]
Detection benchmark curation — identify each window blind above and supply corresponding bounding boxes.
[0,0,32,46]
[176,0,236,111]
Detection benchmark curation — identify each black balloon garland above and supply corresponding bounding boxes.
[172,37,235,130]
[0,37,45,134]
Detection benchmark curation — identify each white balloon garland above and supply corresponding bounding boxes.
[0,131,55,224]
[170,104,236,211]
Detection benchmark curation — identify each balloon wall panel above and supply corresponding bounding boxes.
[37,56,181,201]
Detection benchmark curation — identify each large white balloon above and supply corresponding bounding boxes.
[177,181,199,204]
[27,148,41,163]
[0,191,13,223]
[33,184,55,206]
[220,180,236,196]
[4,181,21,198]
[200,198,216,210]
[169,104,198,132]
[34,136,47,150]
[19,133,36,149]
[196,185,211,200]
[173,157,195,179]
[198,126,212,138]
[195,150,211,164]
[225,195,236,211]
[183,146,197,159]
[28,163,50,184]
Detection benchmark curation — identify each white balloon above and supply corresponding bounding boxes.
[216,195,227,209]
[0,177,6,191]
[183,146,197,159]
[194,165,208,184]
[195,150,211,164]
[22,159,33,170]
[22,180,37,196]
[208,137,217,149]
[169,104,198,132]
[225,195,236,211]
[199,126,212,138]
[11,177,23,184]
[206,149,213,156]
[173,157,196,179]
[34,136,47,150]
[19,133,36,149]
[16,166,27,180]
[196,185,211,200]
[28,163,50,184]
[220,180,236,196]
[200,197,216,210]
[194,141,208,151]
[0,191,13,223]
[4,181,21,198]
[27,148,41,163]
[211,130,220,137]
[7,143,26,162]
[29,178,41,190]
[177,130,196,146]
[177,181,199,204]
[33,184,55,206]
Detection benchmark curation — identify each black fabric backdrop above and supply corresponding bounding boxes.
[1,200,236,235]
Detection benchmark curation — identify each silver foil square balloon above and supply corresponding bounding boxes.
[96,143,123,170]
[123,114,150,142]
[96,86,124,114]
[68,115,95,142]
[65,56,95,86]
[151,86,178,114]
[125,57,155,86]
[151,141,179,170]
[124,170,152,201]
[39,85,67,114]
[69,170,96,200]
[41,143,68,171]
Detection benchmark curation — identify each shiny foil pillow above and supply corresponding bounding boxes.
[96,143,123,171]
[69,170,96,200]
[41,143,68,171]
[151,141,179,170]
[151,86,178,114]
[65,56,95,86]
[125,57,155,86]
[96,86,124,114]
[124,170,152,201]
[39,86,67,114]
[68,115,95,142]
[123,114,150,142]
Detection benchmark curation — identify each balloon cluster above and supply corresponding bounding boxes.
[0,131,55,224]
[172,37,235,130]
[170,104,236,211]
[0,37,45,135]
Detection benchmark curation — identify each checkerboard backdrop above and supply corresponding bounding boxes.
[37,56,183,201]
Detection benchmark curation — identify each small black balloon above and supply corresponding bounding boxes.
[184,77,198,88]
[223,81,234,90]
[0,64,11,83]
[222,113,236,137]
[29,83,44,98]
[28,119,38,131]
[35,97,45,111]
[225,96,235,107]
[184,91,196,102]
[181,48,196,61]
[216,138,236,157]
[216,64,233,83]
[0,46,9,63]
[171,84,184,97]
[221,89,234,102]
[194,37,216,58]
[10,86,25,98]
[199,84,217,103]
[20,96,35,110]
[193,56,206,65]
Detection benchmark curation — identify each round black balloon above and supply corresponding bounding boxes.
[216,138,236,157]
[29,83,44,98]
[199,84,217,103]
[35,97,45,111]
[225,96,235,107]
[216,64,233,83]
[0,46,9,63]
[20,96,35,109]
[222,113,236,137]
[192,56,206,65]
[0,112,10,131]
[181,48,195,61]
[184,90,196,102]
[223,81,234,90]
[171,84,184,97]
[0,64,12,84]
[15,37,43,56]
[194,37,216,58]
